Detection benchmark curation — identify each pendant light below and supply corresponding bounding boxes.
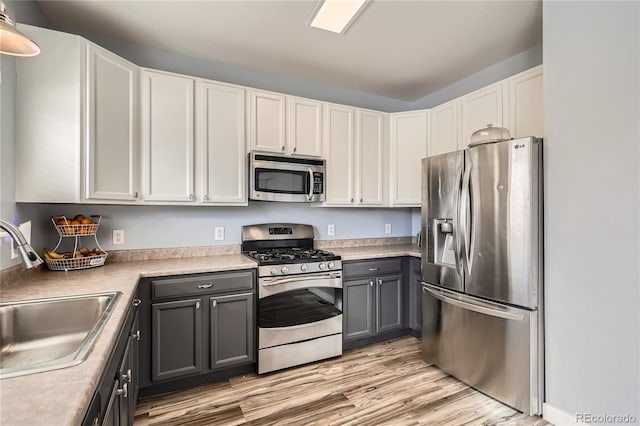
[0,1,40,57]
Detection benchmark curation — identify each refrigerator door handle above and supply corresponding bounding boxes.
[460,160,472,276]
[421,283,525,322]
[453,164,464,278]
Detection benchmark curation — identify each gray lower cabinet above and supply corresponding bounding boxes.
[409,257,422,331]
[210,292,254,369]
[139,269,256,391]
[152,299,202,381]
[343,258,404,344]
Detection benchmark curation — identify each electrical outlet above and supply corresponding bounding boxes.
[113,229,125,245]
[385,224,392,234]
[327,224,335,236]
[215,227,225,241]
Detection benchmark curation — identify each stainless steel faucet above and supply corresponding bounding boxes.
[0,218,43,269]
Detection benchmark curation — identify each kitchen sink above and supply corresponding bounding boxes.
[0,292,121,379]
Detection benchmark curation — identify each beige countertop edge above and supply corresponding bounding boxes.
[0,247,421,426]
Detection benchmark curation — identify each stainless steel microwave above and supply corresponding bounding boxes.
[249,152,325,202]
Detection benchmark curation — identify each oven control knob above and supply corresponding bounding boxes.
[270,267,279,275]
[328,262,335,270]
[301,264,308,272]
[280,266,289,274]
[319,262,327,270]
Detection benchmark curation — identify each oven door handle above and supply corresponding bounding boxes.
[307,168,315,201]
[262,273,342,286]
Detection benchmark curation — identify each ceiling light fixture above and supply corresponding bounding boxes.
[309,0,368,34]
[0,1,40,57]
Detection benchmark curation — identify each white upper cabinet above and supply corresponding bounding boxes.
[15,25,139,204]
[458,82,505,149]
[86,44,139,201]
[324,104,355,206]
[287,96,323,157]
[141,69,195,202]
[507,65,543,138]
[248,89,286,153]
[428,100,459,157]
[356,110,385,206]
[198,81,247,205]
[390,110,428,207]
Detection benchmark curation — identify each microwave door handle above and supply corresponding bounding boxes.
[307,168,314,200]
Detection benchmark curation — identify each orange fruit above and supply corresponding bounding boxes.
[81,218,92,225]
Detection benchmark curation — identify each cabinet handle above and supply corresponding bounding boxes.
[281,146,285,151]
[203,195,209,201]
[195,301,200,310]
[133,192,139,199]
[197,283,214,289]
[369,280,374,287]
[131,330,140,341]
[369,267,379,271]
[212,299,217,308]
[293,146,297,152]
[189,193,194,200]
[360,198,363,203]
[350,198,354,203]
[121,368,132,384]
[116,383,128,398]
[377,278,382,285]
[132,298,141,307]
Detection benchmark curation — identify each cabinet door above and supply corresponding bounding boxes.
[151,298,202,381]
[210,293,255,369]
[459,82,505,149]
[343,278,375,341]
[324,104,355,206]
[141,70,195,202]
[390,110,428,206]
[409,260,422,331]
[428,100,459,157]
[86,44,139,202]
[356,110,384,205]
[287,97,323,157]
[128,310,140,424]
[376,274,403,334]
[102,380,120,426]
[199,81,246,204]
[508,65,543,138]
[249,90,286,153]
[118,338,132,426]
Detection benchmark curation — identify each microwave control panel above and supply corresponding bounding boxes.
[312,172,324,194]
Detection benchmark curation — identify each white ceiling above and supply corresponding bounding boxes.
[36,0,542,102]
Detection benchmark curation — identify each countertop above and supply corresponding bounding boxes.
[0,244,421,425]
[0,255,257,426]
[332,244,421,261]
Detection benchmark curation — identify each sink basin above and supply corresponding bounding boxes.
[0,292,121,379]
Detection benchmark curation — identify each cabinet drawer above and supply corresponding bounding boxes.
[151,270,254,299]
[343,258,402,279]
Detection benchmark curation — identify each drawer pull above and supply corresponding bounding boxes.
[197,283,214,289]
[212,300,217,308]
[132,298,141,307]
[369,267,379,271]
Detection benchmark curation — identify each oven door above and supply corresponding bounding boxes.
[250,153,325,202]
[258,272,342,349]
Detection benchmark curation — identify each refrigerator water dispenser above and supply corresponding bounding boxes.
[433,219,456,266]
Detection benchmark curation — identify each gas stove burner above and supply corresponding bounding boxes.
[245,248,340,265]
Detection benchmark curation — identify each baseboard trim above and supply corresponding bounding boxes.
[543,403,580,425]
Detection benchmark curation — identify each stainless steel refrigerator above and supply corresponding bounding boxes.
[420,136,543,415]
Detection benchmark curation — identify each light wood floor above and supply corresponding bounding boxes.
[134,336,549,426]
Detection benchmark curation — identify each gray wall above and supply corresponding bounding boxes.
[543,0,639,421]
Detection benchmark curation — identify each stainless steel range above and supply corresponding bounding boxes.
[242,223,343,374]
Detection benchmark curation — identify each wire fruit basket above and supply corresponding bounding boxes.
[44,215,108,271]
[44,252,108,271]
